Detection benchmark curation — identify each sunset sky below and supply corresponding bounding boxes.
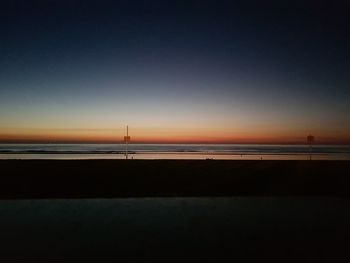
[1,1,349,144]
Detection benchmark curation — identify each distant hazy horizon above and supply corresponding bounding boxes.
[0,131,350,145]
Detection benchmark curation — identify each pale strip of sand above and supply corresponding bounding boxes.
[1,152,350,160]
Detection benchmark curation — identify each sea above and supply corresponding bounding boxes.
[0,143,349,160]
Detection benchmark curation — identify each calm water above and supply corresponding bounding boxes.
[0,144,349,160]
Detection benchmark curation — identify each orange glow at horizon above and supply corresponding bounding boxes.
[0,127,349,144]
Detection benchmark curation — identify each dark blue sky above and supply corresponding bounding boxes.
[0,0,349,143]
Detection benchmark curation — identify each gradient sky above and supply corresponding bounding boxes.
[0,0,349,144]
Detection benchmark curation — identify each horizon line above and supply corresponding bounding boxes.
[0,140,349,145]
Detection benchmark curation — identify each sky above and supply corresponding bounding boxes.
[0,0,349,144]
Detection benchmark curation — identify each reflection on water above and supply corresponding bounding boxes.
[0,143,349,160]
[1,152,349,160]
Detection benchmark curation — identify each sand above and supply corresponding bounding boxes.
[1,160,349,261]
[0,197,348,262]
[0,160,349,198]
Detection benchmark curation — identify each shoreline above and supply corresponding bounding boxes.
[1,152,350,160]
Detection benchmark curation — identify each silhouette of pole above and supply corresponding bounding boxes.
[307,135,314,160]
[126,126,128,159]
[124,125,131,159]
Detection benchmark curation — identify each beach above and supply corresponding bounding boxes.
[1,143,349,160]
[1,160,349,198]
[1,160,349,261]
[0,197,349,262]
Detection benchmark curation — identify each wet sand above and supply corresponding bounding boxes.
[1,160,349,198]
[0,197,349,262]
[1,160,349,261]
[1,152,350,160]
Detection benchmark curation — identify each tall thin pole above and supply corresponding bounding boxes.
[126,125,128,159]
[307,135,314,161]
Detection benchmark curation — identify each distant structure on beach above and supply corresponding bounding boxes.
[124,125,131,159]
[307,135,315,160]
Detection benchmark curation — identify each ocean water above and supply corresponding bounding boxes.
[0,144,349,160]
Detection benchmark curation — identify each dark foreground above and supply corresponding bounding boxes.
[0,197,349,262]
[0,160,349,198]
[1,160,349,262]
